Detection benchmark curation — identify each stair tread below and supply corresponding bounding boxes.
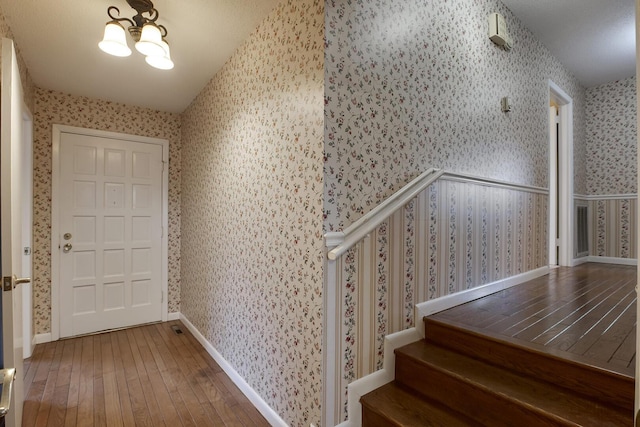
[423,316,634,411]
[361,381,479,427]
[425,316,635,379]
[396,340,631,426]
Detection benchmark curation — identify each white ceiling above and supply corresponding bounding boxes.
[0,0,280,113]
[501,0,636,88]
[0,1,634,114]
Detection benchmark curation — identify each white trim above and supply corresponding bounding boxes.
[323,255,340,427]
[327,168,443,259]
[325,232,345,248]
[549,105,558,266]
[179,314,287,427]
[167,312,180,321]
[636,5,640,418]
[575,194,638,201]
[325,170,549,251]
[34,333,52,345]
[572,256,590,266]
[548,80,574,267]
[440,172,548,194]
[344,328,421,427]
[580,256,637,266]
[415,266,550,335]
[51,125,170,341]
[339,266,549,427]
[21,106,34,359]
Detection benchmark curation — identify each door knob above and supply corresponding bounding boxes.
[2,276,30,291]
[63,243,72,253]
[0,368,15,417]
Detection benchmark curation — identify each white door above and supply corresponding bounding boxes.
[57,131,164,338]
[0,38,26,427]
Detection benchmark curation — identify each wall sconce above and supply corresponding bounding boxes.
[99,0,174,70]
[501,97,511,113]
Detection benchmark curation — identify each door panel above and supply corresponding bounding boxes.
[0,37,26,427]
[58,132,163,338]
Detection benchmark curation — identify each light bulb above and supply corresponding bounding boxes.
[135,23,164,57]
[98,21,132,57]
[146,39,174,70]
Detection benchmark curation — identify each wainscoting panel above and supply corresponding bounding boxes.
[588,197,637,259]
[332,176,548,422]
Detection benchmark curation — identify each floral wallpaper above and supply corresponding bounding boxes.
[585,77,637,195]
[324,0,586,231]
[0,7,35,114]
[33,88,181,334]
[179,0,324,425]
[331,177,548,423]
[586,197,637,259]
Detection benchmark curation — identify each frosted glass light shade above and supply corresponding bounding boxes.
[145,39,174,70]
[98,21,132,57]
[135,23,164,57]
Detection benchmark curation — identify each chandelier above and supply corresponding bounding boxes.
[98,0,174,70]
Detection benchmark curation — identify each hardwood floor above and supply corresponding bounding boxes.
[361,263,636,425]
[22,320,270,427]
[430,263,637,377]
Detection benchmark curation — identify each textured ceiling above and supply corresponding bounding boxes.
[0,1,635,114]
[501,0,636,87]
[0,0,280,113]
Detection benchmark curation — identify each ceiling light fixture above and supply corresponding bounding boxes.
[99,0,174,70]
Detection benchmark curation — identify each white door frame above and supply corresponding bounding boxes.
[51,124,169,341]
[20,106,33,359]
[548,80,574,267]
[634,0,639,421]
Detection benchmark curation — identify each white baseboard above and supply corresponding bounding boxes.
[415,266,549,337]
[178,314,287,427]
[34,333,52,344]
[572,256,590,266]
[343,328,421,427]
[167,312,180,321]
[581,256,637,266]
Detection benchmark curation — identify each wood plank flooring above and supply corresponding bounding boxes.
[22,320,270,427]
[431,263,637,377]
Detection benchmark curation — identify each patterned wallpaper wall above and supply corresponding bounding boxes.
[33,88,182,334]
[589,198,637,259]
[585,77,637,195]
[179,0,324,425]
[330,177,549,422]
[0,7,35,116]
[324,0,586,231]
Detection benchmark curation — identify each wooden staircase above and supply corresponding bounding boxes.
[361,316,634,426]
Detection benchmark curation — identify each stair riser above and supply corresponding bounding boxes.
[362,408,402,427]
[396,354,591,427]
[424,318,634,411]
